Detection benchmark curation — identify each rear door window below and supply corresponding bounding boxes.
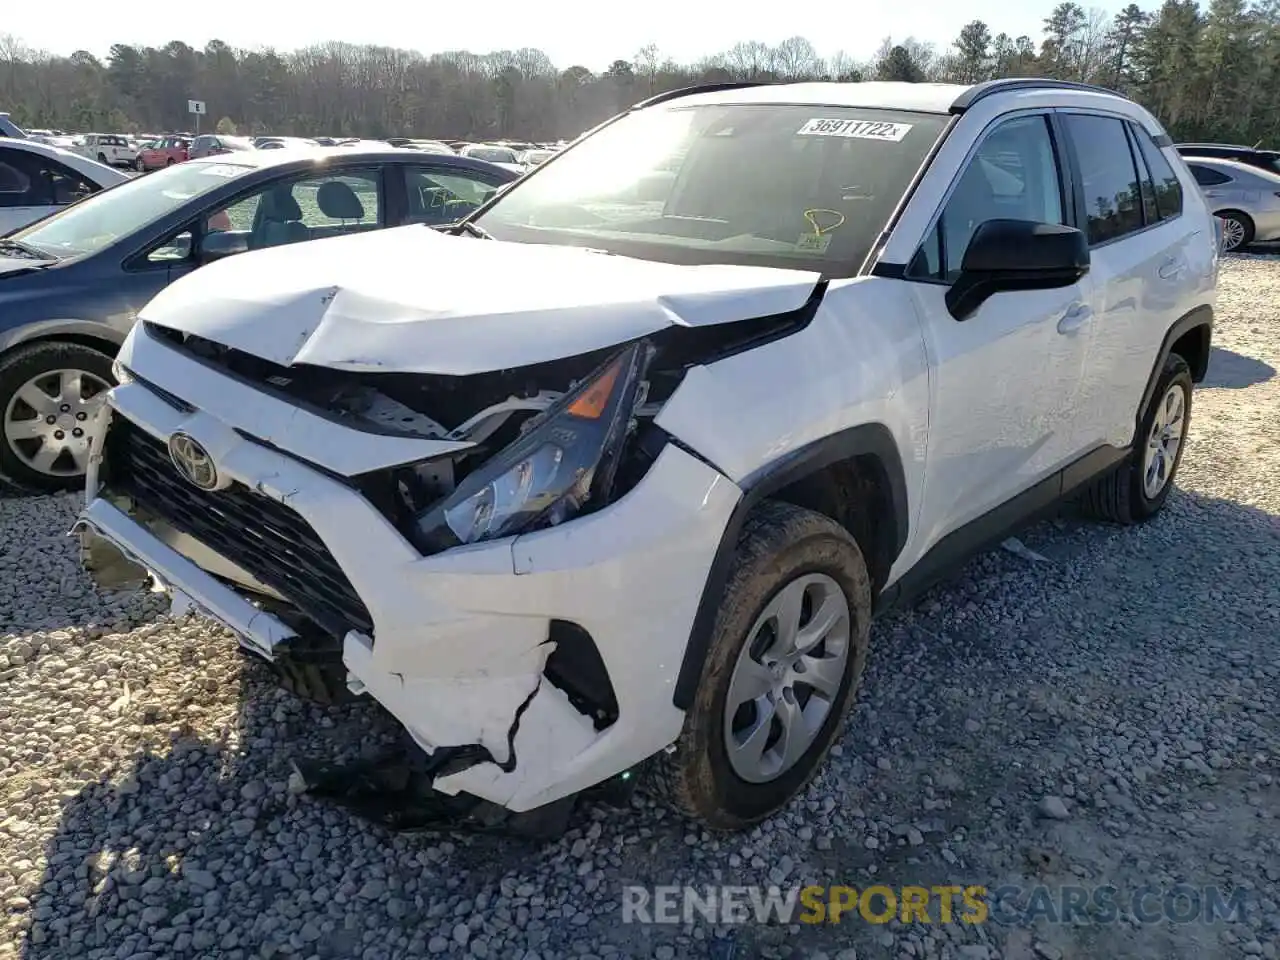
[1062,114,1144,245]
[1188,164,1231,186]
[1132,128,1183,220]
[0,149,95,207]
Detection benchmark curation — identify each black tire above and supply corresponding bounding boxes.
[96,152,108,164]
[1080,353,1193,525]
[1217,210,1255,252]
[0,340,116,493]
[651,500,872,830]
[166,158,175,166]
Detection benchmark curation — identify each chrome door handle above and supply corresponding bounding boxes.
[1057,303,1092,334]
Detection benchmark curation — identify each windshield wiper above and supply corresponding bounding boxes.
[450,220,495,240]
[0,239,55,261]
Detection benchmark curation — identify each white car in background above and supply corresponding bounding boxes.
[0,137,128,233]
[78,134,138,168]
[459,143,526,175]
[518,148,556,170]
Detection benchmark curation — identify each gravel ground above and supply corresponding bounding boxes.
[2,254,1278,960]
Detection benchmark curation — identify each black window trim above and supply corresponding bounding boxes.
[903,108,1075,288]
[1055,107,1183,251]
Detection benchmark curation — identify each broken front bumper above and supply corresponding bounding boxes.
[77,379,741,813]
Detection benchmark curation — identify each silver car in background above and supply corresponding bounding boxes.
[1182,156,1280,251]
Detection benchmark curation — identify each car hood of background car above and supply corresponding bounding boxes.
[139,225,822,375]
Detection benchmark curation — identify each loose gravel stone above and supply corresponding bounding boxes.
[1,253,1278,960]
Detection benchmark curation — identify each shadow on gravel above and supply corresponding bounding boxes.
[12,654,424,960]
[12,489,1279,960]
[1201,346,1276,389]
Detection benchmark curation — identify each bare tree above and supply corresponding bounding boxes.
[3,18,1280,147]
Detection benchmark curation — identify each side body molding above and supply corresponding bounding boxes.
[671,422,908,710]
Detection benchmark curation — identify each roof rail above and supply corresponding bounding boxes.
[950,78,1128,113]
[1175,142,1259,151]
[632,81,775,110]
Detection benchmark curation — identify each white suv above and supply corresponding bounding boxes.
[78,79,1216,832]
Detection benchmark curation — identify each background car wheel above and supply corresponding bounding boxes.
[651,500,872,830]
[1080,353,1193,525]
[96,152,108,164]
[0,341,116,493]
[166,158,175,166]
[1217,211,1254,252]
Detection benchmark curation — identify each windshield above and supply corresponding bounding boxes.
[11,160,254,257]
[476,104,948,276]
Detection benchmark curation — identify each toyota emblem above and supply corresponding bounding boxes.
[167,432,218,490]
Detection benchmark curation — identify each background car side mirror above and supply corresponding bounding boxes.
[945,219,1090,321]
[199,229,249,263]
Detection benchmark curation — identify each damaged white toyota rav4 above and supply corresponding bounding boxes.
[78,79,1217,832]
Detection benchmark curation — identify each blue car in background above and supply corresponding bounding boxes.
[0,146,517,491]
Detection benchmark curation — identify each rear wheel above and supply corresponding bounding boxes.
[0,341,115,492]
[1217,211,1254,252]
[96,152,108,164]
[652,501,872,830]
[1080,353,1192,524]
[166,158,175,166]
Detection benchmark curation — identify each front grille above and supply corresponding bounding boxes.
[104,417,374,640]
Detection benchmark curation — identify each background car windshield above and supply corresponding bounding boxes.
[476,104,948,276]
[12,161,253,257]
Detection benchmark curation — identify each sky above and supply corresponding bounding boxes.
[6,0,1139,71]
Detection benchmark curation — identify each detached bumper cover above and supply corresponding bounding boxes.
[78,379,740,812]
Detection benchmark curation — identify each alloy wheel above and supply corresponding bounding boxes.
[1142,382,1186,498]
[723,572,851,784]
[3,368,110,478]
[1220,217,1246,252]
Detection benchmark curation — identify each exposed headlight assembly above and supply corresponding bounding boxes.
[412,341,652,553]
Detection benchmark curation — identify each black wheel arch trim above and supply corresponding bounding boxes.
[1136,303,1213,440]
[672,422,909,710]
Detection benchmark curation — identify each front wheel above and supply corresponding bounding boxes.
[652,501,872,830]
[1080,353,1193,524]
[0,341,116,493]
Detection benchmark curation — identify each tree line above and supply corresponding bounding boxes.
[2,0,1278,146]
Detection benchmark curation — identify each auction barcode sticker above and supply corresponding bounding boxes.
[796,118,913,141]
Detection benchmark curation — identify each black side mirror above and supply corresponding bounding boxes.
[945,219,1090,321]
[199,230,249,263]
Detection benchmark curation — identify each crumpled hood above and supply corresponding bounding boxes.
[139,225,821,374]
